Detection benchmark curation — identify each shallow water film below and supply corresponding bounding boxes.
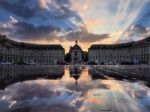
[0,65,150,112]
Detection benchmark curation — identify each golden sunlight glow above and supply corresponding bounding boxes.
[39,0,50,10]
[28,31,125,53]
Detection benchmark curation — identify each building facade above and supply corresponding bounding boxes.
[69,40,83,63]
[1,35,150,65]
[0,35,65,64]
[88,37,150,64]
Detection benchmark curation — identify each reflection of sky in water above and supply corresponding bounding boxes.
[0,66,150,112]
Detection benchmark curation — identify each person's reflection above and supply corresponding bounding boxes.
[70,66,82,85]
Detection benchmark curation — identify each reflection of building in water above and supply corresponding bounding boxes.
[88,37,150,64]
[88,65,150,82]
[0,65,64,89]
[88,67,107,80]
[0,35,65,64]
[69,40,83,64]
[70,66,82,84]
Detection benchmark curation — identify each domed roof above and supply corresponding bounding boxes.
[72,44,82,49]
[71,40,82,50]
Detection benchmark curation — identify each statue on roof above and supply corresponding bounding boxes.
[75,40,78,45]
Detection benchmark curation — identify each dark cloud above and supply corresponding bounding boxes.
[125,24,149,39]
[63,30,110,42]
[0,0,80,21]
[79,33,110,42]
[0,0,39,19]
[117,24,150,43]
[13,21,60,40]
[0,20,59,41]
[0,21,110,42]
[0,17,109,43]
[0,0,90,42]
[128,24,147,33]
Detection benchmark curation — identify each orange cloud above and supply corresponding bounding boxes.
[86,19,106,26]
[39,0,50,10]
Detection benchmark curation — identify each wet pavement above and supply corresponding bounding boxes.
[0,65,150,112]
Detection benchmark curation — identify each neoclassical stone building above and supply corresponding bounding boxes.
[1,34,150,65]
[88,37,150,64]
[0,35,65,64]
[69,40,83,63]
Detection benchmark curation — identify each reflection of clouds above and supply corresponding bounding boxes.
[0,80,82,112]
[123,82,150,108]
[79,89,106,112]
[124,83,149,98]
[0,66,150,111]
[0,77,112,112]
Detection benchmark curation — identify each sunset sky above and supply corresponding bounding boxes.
[0,0,150,52]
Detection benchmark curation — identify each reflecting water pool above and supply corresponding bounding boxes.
[0,65,150,112]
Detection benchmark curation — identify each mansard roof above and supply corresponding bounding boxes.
[0,35,64,50]
[89,36,150,50]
